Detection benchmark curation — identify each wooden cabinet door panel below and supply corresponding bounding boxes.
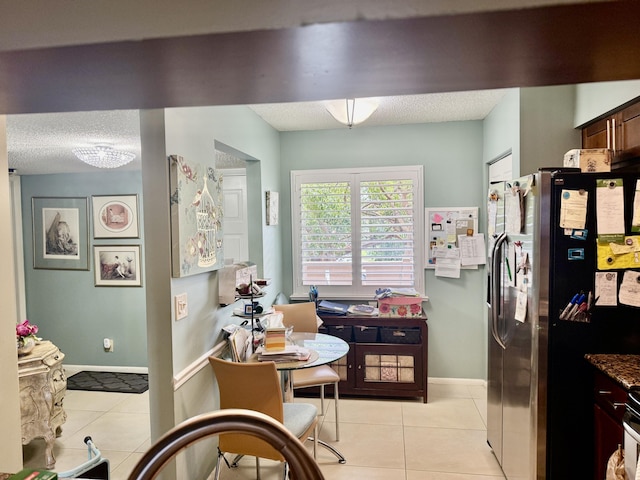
[593,403,624,480]
[582,117,610,149]
[355,343,423,391]
[621,102,640,157]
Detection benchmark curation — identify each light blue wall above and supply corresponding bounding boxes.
[21,171,147,367]
[484,88,520,175]
[163,105,282,375]
[520,85,580,174]
[280,121,487,379]
[574,80,640,127]
[156,106,281,479]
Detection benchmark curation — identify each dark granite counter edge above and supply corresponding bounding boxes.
[585,353,640,390]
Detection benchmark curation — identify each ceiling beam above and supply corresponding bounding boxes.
[0,1,639,115]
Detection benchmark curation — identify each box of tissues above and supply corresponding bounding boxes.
[264,327,286,351]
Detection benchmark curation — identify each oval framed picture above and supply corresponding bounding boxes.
[92,194,139,238]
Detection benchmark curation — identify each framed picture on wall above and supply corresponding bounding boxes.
[94,245,142,286]
[266,191,279,225]
[32,197,89,270]
[92,194,140,238]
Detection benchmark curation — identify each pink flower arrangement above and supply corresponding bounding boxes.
[16,319,39,342]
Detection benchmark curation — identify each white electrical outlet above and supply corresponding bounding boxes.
[103,338,114,352]
[175,293,188,320]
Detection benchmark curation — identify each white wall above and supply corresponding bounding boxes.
[0,116,23,473]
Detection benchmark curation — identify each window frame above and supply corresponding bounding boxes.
[290,165,424,300]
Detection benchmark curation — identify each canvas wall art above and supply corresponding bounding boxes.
[169,154,224,277]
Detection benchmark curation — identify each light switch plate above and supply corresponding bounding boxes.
[175,293,188,320]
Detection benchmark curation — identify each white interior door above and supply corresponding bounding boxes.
[222,169,249,264]
[489,153,513,183]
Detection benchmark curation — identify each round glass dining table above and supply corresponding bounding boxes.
[250,332,349,369]
[247,331,349,464]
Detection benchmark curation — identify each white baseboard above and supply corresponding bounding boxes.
[64,364,149,375]
[428,377,487,387]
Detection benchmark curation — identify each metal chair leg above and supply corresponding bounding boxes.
[320,385,325,415]
[313,424,318,459]
[334,381,340,441]
[213,453,222,480]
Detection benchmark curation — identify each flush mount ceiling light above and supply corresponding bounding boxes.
[72,145,136,169]
[325,98,379,128]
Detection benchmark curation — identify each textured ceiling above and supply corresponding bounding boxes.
[7,89,507,175]
[249,90,507,131]
[7,109,141,175]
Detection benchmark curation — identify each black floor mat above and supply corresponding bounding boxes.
[67,371,148,394]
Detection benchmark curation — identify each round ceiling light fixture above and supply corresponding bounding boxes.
[72,145,136,169]
[325,98,378,128]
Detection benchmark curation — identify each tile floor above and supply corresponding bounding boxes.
[22,380,506,480]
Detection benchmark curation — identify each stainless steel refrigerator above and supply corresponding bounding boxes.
[487,168,640,479]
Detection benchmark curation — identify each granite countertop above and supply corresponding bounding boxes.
[585,353,640,390]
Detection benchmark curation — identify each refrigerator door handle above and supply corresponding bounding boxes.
[491,232,508,350]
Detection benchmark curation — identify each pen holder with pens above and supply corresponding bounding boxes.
[559,291,593,323]
[309,285,318,308]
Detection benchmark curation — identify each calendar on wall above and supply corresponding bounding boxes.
[425,207,479,268]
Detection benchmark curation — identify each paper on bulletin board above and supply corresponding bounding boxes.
[458,233,486,266]
[434,246,461,278]
[596,236,640,270]
[425,207,478,268]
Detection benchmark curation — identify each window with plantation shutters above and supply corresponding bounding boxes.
[291,166,424,299]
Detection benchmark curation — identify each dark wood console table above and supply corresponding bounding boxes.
[317,313,428,403]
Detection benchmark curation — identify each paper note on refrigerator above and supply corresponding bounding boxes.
[596,238,640,270]
[596,178,625,243]
[514,289,527,323]
[633,180,640,232]
[504,188,523,234]
[559,189,588,230]
[619,270,640,307]
[595,271,618,306]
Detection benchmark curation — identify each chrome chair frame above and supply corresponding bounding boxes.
[127,409,324,480]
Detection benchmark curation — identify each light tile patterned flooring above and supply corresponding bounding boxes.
[22,381,506,480]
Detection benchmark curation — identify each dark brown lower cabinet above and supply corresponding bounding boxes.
[316,314,428,403]
[593,370,627,480]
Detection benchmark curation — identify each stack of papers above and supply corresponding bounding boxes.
[317,300,349,315]
[256,345,311,363]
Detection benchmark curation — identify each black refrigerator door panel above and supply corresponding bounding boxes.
[546,171,640,478]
